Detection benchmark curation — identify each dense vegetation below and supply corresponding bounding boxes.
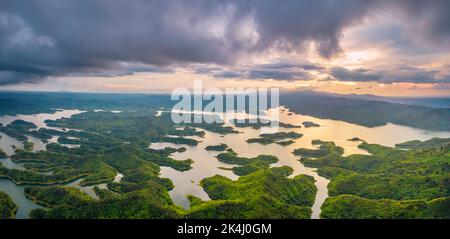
[1,92,449,219]
[205,143,228,151]
[215,149,278,176]
[0,191,17,219]
[294,138,450,219]
[188,166,317,219]
[321,194,450,219]
[25,166,317,219]
[302,121,320,128]
[233,119,301,129]
[0,111,196,187]
[247,131,303,145]
[293,140,344,158]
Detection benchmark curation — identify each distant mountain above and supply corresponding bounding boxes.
[343,93,450,109]
[280,91,450,131]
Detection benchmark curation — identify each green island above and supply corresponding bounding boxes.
[293,140,344,158]
[0,93,449,219]
[188,166,317,219]
[302,121,320,128]
[0,191,17,219]
[205,143,229,151]
[215,149,278,176]
[0,111,195,187]
[0,120,37,142]
[160,136,199,146]
[276,140,295,146]
[348,137,364,142]
[24,166,317,219]
[296,138,450,219]
[247,131,303,145]
[23,140,34,151]
[233,119,301,129]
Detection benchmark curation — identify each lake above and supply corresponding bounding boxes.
[151,106,450,219]
[1,107,449,219]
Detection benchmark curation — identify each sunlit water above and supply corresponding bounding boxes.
[0,109,86,218]
[1,107,449,219]
[151,107,450,219]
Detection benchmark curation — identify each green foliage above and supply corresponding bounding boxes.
[23,141,34,151]
[216,149,278,175]
[160,136,199,146]
[233,119,301,129]
[302,121,320,128]
[276,140,295,146]
[294,140,344,158]
[0,191,17,219]
[247,131,302,145]
[296,138,450,218]
[205,143,228,151]
[321,194,450,219]
[27,185,181,219]
[187,167,317,219]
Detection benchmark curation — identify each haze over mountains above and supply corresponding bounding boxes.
[1,91,449,131]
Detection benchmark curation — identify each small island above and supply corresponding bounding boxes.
[247,131,303,145]
[276,140,295,146]
[23,140,34,151]
[205,143,228,151]
[160,136,199,146]
[302,121,320,128]
[233,119,301,129]
[347,137,364,142]
[215,149,278,176]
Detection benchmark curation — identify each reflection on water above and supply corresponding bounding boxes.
[0,109,84,218]
[151,107,450,219]
[1,107,449,219]
[0,157,26,170]
[66,178,107,200]
[26,135,47,152]
[0,110,83,130]
[0,179,42,219]
[0,132,23,156]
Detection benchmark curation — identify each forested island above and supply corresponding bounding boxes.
[295,138,450,219]
[0,92,448,219]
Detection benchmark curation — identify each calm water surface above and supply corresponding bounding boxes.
[1,108,449,219]
[0,110,84,218]
[151,107,450,219]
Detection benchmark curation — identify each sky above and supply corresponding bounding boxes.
[0,0,450,97]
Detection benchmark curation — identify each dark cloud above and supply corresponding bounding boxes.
[386,0,450,44]
[330,67,382,82]
[213,71,242,79]
[259,63,325,71]
[212,68,311,81]
[248,70,310,81]
[1,0,450,85]
[330,66,450,84]
[381,67,450,84]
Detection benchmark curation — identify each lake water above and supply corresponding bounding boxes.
[0,109,85,218]
[151,106,450,219]
[1,107,449,219]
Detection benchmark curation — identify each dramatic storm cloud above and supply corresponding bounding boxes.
[331,66,450,84]
[0,0,450,85]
